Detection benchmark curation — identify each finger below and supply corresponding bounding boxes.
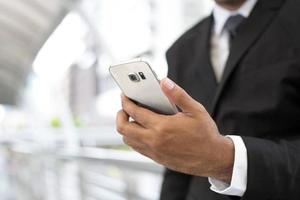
[123,136,154,159]
[160,78,206,113]
[121,95,162,128]
[116,110,149,141]
[123,136,146,150]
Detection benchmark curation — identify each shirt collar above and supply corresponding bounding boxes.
[213,0,258,36]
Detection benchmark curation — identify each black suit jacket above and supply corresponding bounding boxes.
[160,0,300,199]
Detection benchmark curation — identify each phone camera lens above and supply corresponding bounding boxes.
[128,73,140,82]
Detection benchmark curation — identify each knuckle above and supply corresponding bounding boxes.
[130,108,144,123]
[116,110,123,118]
[122,100,132,112]
[121,99,126,109]
[116,125,123,133]
[130,110,138,120]
[117,124,127,134]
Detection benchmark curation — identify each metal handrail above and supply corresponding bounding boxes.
[10,145,163,174]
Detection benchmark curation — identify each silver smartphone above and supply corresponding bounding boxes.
[109,60,178,115]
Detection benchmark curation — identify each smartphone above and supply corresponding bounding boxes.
[109,60,178,115]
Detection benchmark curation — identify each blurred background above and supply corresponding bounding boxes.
[0,0,213,199]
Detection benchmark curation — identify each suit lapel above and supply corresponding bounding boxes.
[192,16,218,113]
[211,0,283,116]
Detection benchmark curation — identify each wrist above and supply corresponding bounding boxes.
[212,136,235,183]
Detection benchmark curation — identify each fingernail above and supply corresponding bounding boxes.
[163,78,175,90]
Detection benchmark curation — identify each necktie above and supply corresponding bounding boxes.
[223,14,246,46]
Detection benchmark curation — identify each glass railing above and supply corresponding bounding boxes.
[0,137,163,200]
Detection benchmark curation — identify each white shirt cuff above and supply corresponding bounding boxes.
[208,135,248,196]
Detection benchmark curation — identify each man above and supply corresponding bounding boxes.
[116,0,300,199]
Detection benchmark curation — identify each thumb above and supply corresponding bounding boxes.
[160,78,204,113]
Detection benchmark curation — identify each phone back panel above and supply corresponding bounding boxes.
[109,61,177,115]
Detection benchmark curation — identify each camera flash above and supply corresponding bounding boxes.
[139,72,146,80]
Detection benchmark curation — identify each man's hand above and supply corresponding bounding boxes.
[116,78,234,183]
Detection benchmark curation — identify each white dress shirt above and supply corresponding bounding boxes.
[208,0,257,197]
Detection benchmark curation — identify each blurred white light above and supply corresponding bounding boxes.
[0,105,5,123]
[97,0,152,60]
[96,88,121,119]
[33,12,88,82]
[77,51,96,69]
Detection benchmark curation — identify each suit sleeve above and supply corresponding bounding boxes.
[159,49,192,200]
[241,136,300,199]
[160,169,192,200]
